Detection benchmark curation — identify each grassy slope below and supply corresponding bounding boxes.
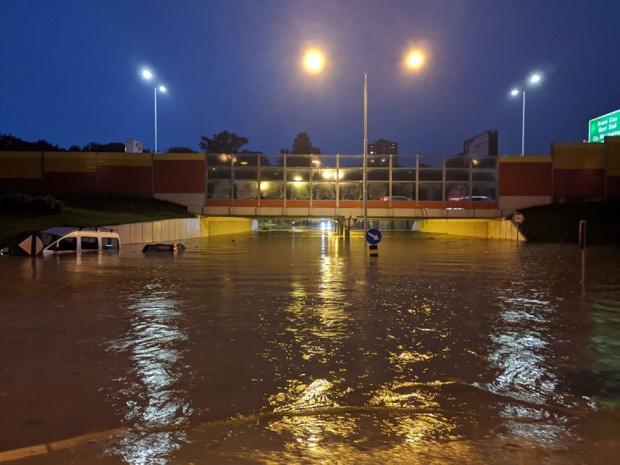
[518,201,620,244]
[0,196,194,247]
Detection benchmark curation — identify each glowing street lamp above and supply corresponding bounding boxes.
[141,69,167,153]
[511,72,542,155]
[303,48,425,232]
[303,49,325,74]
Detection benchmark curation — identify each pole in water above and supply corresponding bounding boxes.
[579,220,587,250]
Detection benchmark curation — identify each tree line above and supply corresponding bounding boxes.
[0,131,322,155]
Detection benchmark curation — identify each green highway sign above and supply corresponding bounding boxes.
[589,109,620,142]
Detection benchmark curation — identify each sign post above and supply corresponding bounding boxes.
[511,211,525,244]
[365,228,382,257]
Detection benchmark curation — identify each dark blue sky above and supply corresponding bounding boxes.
[1,0,618,155]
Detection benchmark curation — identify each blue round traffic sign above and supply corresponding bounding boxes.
[365,228,382,245]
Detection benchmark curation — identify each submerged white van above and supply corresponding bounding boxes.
[41,227,121,254]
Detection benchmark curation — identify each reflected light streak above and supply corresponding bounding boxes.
[106,290,192,465]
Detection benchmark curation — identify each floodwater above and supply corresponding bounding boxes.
[1,232,619,464]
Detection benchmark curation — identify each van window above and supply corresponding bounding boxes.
[102,237,120,249]
[81,236,99,250]
[50,237,77,251]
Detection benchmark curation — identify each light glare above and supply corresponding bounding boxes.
[529,73,541,84]
[405,50,425,70]
[511,88,520,96]
[158,85,167,92]
[142,69,153,80]
[304,49,325,73]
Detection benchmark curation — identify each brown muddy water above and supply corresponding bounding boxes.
[1,231,619,464]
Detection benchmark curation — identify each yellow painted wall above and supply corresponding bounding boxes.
[0,152,42,178]
[43,152,98,173]
[415,218,525,241]
[552,143,605,170]
[200,216,255,236]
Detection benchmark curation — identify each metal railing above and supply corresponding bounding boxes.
[205,153,498,208]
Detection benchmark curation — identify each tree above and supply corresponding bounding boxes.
[199,131,248,153]
[292,132,320,154]
[0,134,64,151]
[167,146,198,153]
[82,142,125,152]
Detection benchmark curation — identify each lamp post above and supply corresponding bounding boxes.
[141,69,167,153]
[511,72,541,156]
[303,49,425,232]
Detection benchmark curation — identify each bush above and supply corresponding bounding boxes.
[0,193,63,215]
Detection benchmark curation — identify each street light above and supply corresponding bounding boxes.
[303,48,425,233]
[510,72,542,155]
[141,69,167,153]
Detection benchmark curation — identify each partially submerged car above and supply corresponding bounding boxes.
[142,242,186,254]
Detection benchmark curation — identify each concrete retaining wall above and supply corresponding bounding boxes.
[414,218,525,241]
[111,216,255,245]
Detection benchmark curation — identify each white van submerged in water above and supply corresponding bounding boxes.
[41,227,121,254]
[1,227,121,256]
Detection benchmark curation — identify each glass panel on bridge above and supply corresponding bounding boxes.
[419,154,444,168]
[287,168,310,181]
[233,167,257,179]
[207,166,231,179]
[208,180,232,199]
[234,153,260,166]
[392,169,416,181]
[396,155,417,168]
[260,168,284,180]
[312,168,339,181]
[472,156,497,169]
[339,183,361,200]
[446,182,470,201]
[286,154,312,167]
[206,153,234,165]
[312,183,336,200]
[339,168,362,180]
[235,181,258,199]
[446,168,469,181]
[472,170,497,182]
[392,183,415,200]
[419,168,442,181]
[446,155,469,168]
[368,182,388,200]
[472,182,497,200]
[368,168,389,180]
[339,155,362,167]
[419,183,442,200]
[286,182,310,200]
[368,156,389,167]
[260,181,284,199]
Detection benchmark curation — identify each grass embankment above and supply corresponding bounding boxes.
[518,201,620,244]
[0,195,194,247]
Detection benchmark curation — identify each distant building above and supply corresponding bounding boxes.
[368,139,398,167]
[368,139,398,155]
[462,130,498,156]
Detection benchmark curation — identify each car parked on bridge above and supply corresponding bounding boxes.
[380,196,412,202]
[447,195,494,202]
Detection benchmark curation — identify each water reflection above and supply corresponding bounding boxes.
[2,236,619,464]
[106,285,192,464]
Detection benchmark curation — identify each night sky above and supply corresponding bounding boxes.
[1,0,618,156]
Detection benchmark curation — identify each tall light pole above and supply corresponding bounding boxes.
[511,72,541,156]
[141,69,167,153]
[303,49,425,232]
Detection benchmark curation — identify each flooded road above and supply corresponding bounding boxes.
[1,232,619,464]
